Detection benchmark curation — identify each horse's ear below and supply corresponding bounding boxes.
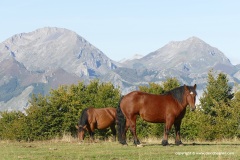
[184,84,188,91]
[75,125,79,129]
[193,84,197,90]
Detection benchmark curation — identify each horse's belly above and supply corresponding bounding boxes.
[97,123,111,129]
[97,118,114,129]
[140,112,165,123]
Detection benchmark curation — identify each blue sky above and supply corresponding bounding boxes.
[1,0,240,64]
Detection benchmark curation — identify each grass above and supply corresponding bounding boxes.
[0,137,239,160]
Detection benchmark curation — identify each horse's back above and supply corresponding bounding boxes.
[89,107,116,129]
[102,107,117,119]
[121,91,165,109]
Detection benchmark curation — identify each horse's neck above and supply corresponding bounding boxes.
[177,97,188,112]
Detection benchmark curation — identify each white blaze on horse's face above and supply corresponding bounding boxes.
[187,90,196,111]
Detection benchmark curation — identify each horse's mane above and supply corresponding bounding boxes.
[78,108,89,131]
[164,85,196,103]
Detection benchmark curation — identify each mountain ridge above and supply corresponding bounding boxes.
[0,27,239,111]
[123,36,232,71]
[1,27,118,76]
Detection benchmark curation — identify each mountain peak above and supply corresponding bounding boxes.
[131,36,232,72]
[186,36,204,42]
[184,36,208,46]
[2,27,81,49]
[0,27,117,76]
[168,36,205,48]
[32,27,75,34]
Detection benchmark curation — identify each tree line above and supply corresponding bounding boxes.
[0,70,239,141]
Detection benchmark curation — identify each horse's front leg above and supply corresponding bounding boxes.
[162,116,174,146]
[174,120,183,146]
[88,123,95,142]
[110,123,117,141]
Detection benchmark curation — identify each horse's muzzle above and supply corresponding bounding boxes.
[190,106,196,111]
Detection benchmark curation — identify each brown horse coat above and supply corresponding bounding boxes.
[76,107,116,141]
[117,84,197,146]
[87,107,116,129]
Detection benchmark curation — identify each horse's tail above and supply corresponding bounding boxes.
[77,108,89,131]
[116,96,126,144]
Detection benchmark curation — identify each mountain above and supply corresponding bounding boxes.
[120,37,238,88]
[0,27,119,111]
[123,37,234,72]
[0,27,117,77]
[0,28,239,111]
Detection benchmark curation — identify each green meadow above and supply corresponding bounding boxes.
[0,138,239,160]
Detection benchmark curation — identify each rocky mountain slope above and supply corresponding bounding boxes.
[0,27,239,111]
[119,37,238,89]
[0,27,119,111]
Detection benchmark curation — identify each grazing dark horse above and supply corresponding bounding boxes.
[76,107,117,142]
[117,84,197,146]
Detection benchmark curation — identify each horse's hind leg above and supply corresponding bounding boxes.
[110,123,116,141]
[128,115,141,146]
[121,120,130,145]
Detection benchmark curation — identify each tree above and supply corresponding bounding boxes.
[139,82,164,94]
[200,70,233,116]
[181,108,203,140]
[0,111,26,141]
[229,89,240,138]
[197,70,238,140]
[24,80,121,140]
[162,77,180,92]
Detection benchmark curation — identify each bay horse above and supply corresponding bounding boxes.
[76,107,117,142]
[117,84,197,146]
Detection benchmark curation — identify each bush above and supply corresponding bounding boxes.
[1,74,239,141]
[0,80,121,141]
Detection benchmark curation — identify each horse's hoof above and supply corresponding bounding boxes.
[162,140,169,146]
[119,141,128,146]
[175,140,184,146]
[136,144,143,147]
[78,141,84,145]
